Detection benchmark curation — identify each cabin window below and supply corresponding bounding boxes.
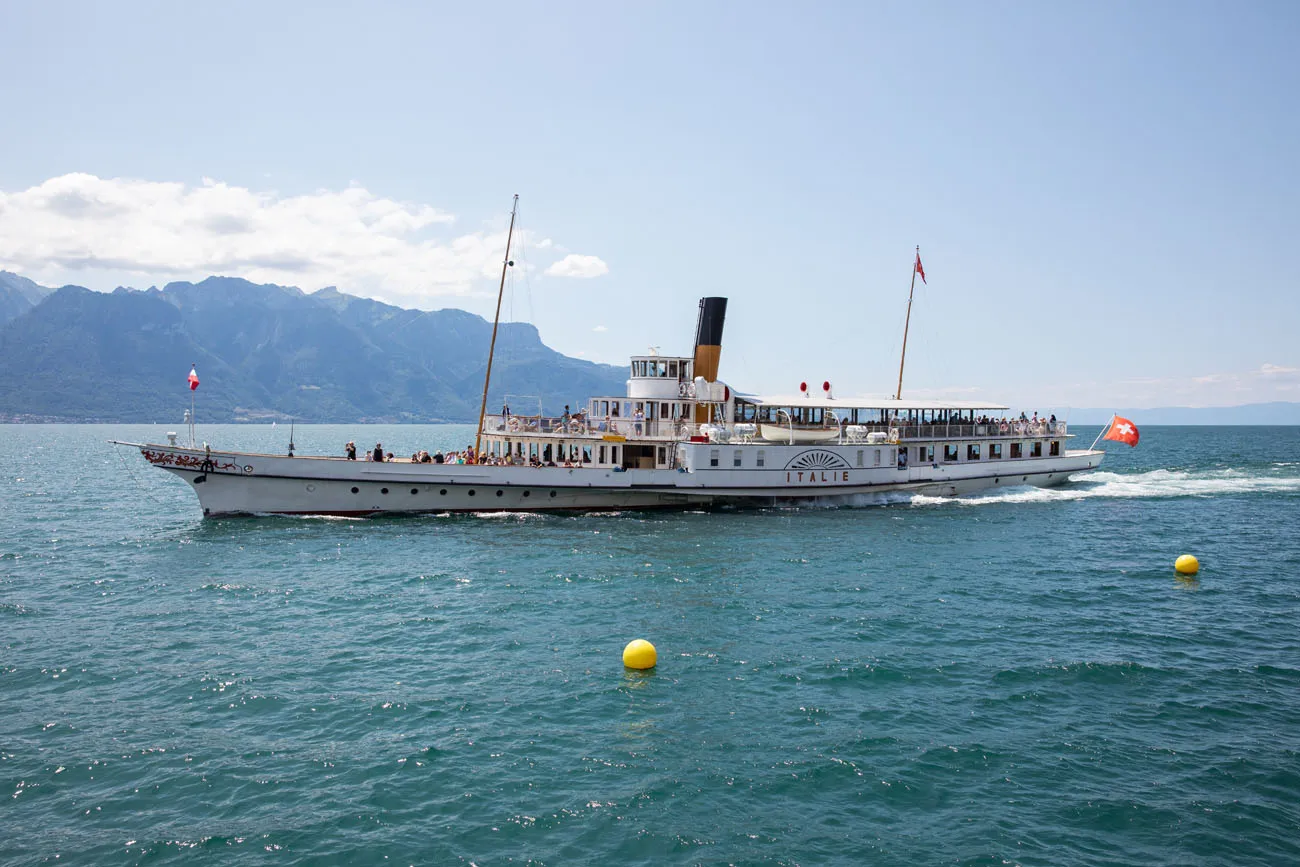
[944,444,959,462]
[733,450,743,467]
[1050,440,1060,456]
[1010,442,1023,459]
[598,445,606,464]
[920,445,935,463]
[757,450,766,467]
[1030,441,1043,458]
[967,444,981,461]
[658,446,667,465]
[611,446,619,464]
[661,403,670,417]
[669,360,678,378]
[989,443,1003,459]
[874,448,881,467]
[856,449,864,467]
[710,449,719,467]
[582,447,592,463]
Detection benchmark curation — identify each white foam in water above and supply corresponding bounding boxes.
[943,469,1300,507]
[813,468,1300,510]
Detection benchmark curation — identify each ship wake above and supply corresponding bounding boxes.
[823,468,1300,509]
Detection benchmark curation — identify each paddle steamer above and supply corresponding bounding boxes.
[120,199,1105,516]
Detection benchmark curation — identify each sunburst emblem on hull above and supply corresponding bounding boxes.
[784,449,851,470]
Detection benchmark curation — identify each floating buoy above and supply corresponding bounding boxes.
[622,639,657,670]
[1175,554,1199,575]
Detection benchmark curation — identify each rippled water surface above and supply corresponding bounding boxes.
[3,424,1300,865]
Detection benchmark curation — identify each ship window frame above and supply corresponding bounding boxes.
[1030,441,1043,458]
[944,444,959,462]
[709,449,719,467]
[874,448,881,467]
[1050,439,1060,456]
[757,449,765,468]
[1010,442,1023,459]
[989,442,1003,459]
[733,449,743,467]
[856,449,864,467]
[967,443,981,461]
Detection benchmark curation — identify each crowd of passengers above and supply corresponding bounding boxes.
[766,411,1060,429]
[342,440,591,467]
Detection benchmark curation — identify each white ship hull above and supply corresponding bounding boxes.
[125,442,1104,517]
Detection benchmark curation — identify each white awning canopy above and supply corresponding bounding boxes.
[733,392,1010,412]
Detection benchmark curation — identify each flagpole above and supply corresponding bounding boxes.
[190,363,196,448]
[1088,414,1115,451]
[895,246,920,401]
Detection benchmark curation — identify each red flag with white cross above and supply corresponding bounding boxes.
[1103,415,1139,446]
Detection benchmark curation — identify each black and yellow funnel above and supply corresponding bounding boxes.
[692,297,727,423]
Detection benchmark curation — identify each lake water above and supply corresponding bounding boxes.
[3,424,1299,865]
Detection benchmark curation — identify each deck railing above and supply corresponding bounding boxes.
[484,414,701,440]
[482,414,1066,443]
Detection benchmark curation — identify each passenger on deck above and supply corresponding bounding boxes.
[345,441,357,460]
[433,451,444,464]
[373,443,384,462]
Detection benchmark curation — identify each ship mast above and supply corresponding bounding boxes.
[895,245,920,401]
[474,194,519,458]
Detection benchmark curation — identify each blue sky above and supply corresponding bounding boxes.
[2,1,1298,411]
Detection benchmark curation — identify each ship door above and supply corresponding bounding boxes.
[622,444,656,470]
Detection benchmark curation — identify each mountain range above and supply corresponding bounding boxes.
[3,271,1299,425]
[0,272,627,423]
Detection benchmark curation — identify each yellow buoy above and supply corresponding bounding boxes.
[622,639,657,670]
[1175,554,1199,575]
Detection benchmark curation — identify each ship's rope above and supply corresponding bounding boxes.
[112,442,171,508]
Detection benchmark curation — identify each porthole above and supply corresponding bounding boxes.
[411,488,419,495]
[522,490,531,498]
[468,490,476,497]
[1022,476,1028,481]
[439,489,447,495]
[381,487,389,495]
[496,490,504,497]
[351,486,359,494]
[549,490,557,498]
[306,483,315,493]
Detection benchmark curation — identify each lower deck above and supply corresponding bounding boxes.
[130,439,1104,516]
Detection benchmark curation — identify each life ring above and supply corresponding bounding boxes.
[678,382,690,397]
[508,418,520,432]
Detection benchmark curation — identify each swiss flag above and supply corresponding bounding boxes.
[188,366,200,391]
[915,252,926,284]
[1103,415,1139,447]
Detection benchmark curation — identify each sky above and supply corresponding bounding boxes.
[2,1,1298,412]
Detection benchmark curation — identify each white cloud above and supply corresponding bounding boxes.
[1259,363,1299,377]
[545,253,609,279]
[0,173,600,309]
[592,324,608,332]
